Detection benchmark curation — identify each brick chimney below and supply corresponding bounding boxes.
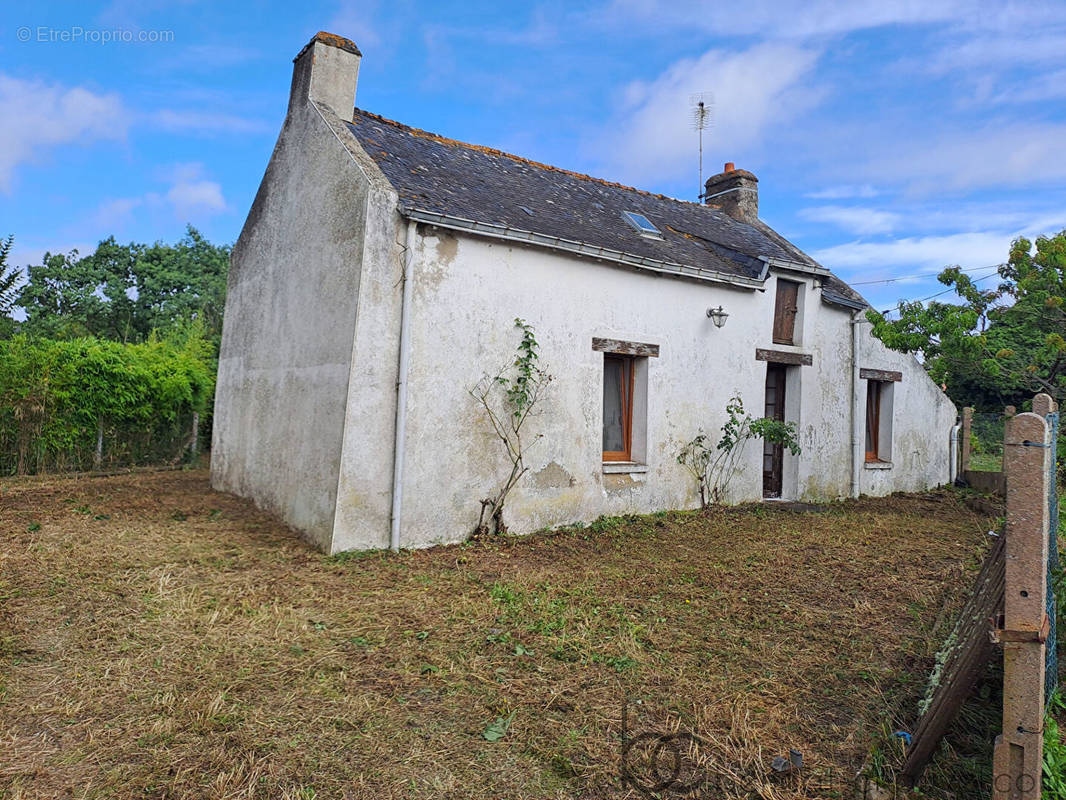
[289,32,362,118]
[703,162,758,223]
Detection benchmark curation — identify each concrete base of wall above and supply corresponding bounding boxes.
[963,469,1006,496]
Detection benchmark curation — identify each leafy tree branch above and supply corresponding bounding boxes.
[866,230,1066,409]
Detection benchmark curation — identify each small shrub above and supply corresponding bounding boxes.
[678,394,801,507]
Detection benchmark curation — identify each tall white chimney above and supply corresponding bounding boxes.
[288,31,362,118]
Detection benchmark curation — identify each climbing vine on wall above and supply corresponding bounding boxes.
[469,318,553,536]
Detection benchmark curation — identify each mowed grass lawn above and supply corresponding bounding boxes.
[0,470,992,799]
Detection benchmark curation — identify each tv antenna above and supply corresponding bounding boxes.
[690,92,714,200]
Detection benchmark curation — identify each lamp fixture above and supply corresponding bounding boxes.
[706,305,729,328]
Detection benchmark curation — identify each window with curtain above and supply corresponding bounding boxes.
[603,354,634,461]
[865,380,886,462]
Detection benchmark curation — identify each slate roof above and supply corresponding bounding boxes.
[346,108,864,303]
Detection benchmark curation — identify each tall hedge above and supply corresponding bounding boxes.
[0,331,214,474]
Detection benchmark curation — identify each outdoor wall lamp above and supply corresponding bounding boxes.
[706,305,729,328]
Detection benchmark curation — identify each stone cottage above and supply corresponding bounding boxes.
[211,32,958,553]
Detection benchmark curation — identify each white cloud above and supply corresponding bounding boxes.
[82,163,227,234]
[867,122,1066,193]
[0,74,128,192]
[329,0,383,52]
[924,31,1066,74]
[602,0,974,38]
[152,109,271,135]
[90,196,144,230]
[805,184,879,199]
[162,163,227,220]
[812,231,1011,275]
[800,205,900,234]
[986,69,1066,105]
[590,43,822,186]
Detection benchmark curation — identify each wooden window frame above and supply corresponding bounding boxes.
[865,380,882,463]
[602,354,636,462]
[772,279,801,345]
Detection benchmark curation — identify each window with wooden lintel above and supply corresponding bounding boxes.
[773,279,801,345]
[865,380,894,463]
[603,354,635,461]
[594,339,655,466]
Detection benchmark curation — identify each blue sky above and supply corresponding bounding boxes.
[3,0,1065,312]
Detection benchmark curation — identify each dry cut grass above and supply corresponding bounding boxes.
[0,470,993,799]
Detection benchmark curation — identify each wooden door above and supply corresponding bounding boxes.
[773,280,799,345]
[763,364,786,497]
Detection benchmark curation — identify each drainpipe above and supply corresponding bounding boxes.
[949,423,961,484]
[389,220,418,552]
[850,310,864,499]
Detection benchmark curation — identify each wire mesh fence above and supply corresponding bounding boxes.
[969,411,1006,472]
[0,413,203,475]
[0,336,213,476]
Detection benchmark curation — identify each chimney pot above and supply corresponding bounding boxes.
[703,164,758,223]
[288,31,362,118]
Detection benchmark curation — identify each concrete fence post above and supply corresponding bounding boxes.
[1032,392,1059,703]
[190,412,200,460]
[961,407,973,473]
[93,417,104,471]
[992,409,1051,800]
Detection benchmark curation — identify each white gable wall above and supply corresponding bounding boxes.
[211,100,384,550]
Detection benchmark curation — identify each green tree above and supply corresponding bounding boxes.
[866,230,1066,409]
[0,235,18,313]
[16,226,230,345]
[0,327,215,474]
[0,235,19,337]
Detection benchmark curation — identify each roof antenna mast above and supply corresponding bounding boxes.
[690,92,714,201]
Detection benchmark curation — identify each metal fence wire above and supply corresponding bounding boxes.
[970,411,1006,472]
[1047,409,1059,704]
[0,413,201,475]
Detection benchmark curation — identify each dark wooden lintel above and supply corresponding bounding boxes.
[755,348,812,366]
[592,338,659,358]
[860,367,903,382]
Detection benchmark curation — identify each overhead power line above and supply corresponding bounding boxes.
[877,267,1003,315]
[850,263,1004,287]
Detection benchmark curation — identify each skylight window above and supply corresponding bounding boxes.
[621,211,663,239]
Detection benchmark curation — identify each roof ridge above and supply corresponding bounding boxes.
[351,107,705,209]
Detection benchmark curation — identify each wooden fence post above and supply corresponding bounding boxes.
[992,410,1051,800]
[961,407,973,473]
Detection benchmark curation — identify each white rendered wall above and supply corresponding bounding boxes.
[362,231,957,551]
[212,101,383,550]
